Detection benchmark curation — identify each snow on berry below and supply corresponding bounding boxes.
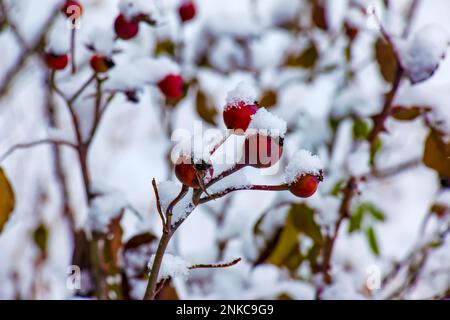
[226,82,257,106]
[85,187,127,233]
[284,149,323,184]
[46,22,70,55]
[118,0,159,21]
[148,253,191,281]
[87,28,116,57]
[394,24,449,84]
[247,108,287,139]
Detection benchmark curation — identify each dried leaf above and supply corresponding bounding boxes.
[0,167,15,233]
[196,90,218,125]
[423,130,450,178]
[286,43,319,69]
[312,1,328,31]
[391,105,431,121]
[374,37,398,84]
[259,90,278,108]
[155,39,176,57]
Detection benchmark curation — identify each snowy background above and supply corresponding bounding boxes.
[0,0,449,300]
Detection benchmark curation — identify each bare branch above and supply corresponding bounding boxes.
[0,139,77,163]
[151,178,166,228]
[189,257,242,270]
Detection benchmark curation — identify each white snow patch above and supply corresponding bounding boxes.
[87,28,116,56]
[85,188,127,233]
[156,181,194,224]
[247,108,287,138]
[226,82,257,106]
[46,21,70,55]
[119,0,158,21]
[147,253,190,281]
[395,25,449,84]
[284,149,323,183]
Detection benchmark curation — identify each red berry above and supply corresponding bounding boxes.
[44,53,69,70]
[114,14,139,40]
[289,174,319,198]
[243,134,283,168]
[223,101,258,132]
[178,1,196,23]
[90,54,115,73]
[158,74,184,99]
[62,0,83,18]
[175,157,213,189]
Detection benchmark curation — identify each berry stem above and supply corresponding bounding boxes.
[70,28,77,74]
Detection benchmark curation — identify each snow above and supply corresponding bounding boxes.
[284,149,324,184]
[156,181,194,223]
[395,24,449,84]
[147,253,191,281]
[118,0,159,21]
[87,28,116,56]
[46,20,70,55]
[85,187,127,233]
[226,82,257,106]
[247,108,287,138]
[105,56,180,91]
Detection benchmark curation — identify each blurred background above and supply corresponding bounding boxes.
[0,0,449,299]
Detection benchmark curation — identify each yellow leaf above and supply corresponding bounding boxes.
[0,167,15,233]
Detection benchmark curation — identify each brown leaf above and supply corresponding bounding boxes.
[391,105,431,121]
[312,1,328,31]
[286,43,319,69]
[423,130,450,178]
[259,89,278,108]
[196,90,218,125]
[374,37,398,84]
[0,167,15,233]
[124,232,156,251]
[155,40,176,57]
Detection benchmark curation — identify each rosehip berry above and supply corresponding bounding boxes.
[223,101,258,132]
[114,14,139,40]
[90,54,115,73]
[175,157,213,189]
[62,0,83,18]
[44,53,69,70]
[243,134,283,168]
[289,174,319,198]
[158,74,184,99]
[178,1,196,23]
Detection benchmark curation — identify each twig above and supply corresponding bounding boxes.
[0,139,77,163]
[70,28,77,74]
[151,179,166,228]
[199,184,289,204]
[189,257,242,270]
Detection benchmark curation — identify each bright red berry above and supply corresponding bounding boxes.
[243,134,283,168]
[223,101,258,132]
[62,0,83,18]
[114,14,139,40]
[44,53,69,70]
[90,54,115,73]
[175,156,213,189]
[158,74,184,99]
[178,1,196,23]
[288,174,319,198]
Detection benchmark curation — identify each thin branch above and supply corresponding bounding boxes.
[199,183,289,204]
[68,73,96,104]
[151,178,166,228]
[70,28,77,74]
[0,139,77,163]
[166,184,189,227]
[189,257,242,270]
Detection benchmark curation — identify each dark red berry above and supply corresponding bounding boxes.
[44,53,69,70]
[90,54,115,73]
[243,134,283,168]
[178,1,196,23]
[114,14,139,40]
[289,174,319,198]
[62,0,83,18]
[223,101,258,132]
[158,74,184,99]
[175,156,213,189]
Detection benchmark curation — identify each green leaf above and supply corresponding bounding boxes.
[33,224,49,253]
[349,202,385,233]
[353,118,371,140]
[286,43,319,69]
[0,167,15,234]
[290,204,323,245]
[366,226,380,256]
[370,136,382,166]
[196,90,218,125]
[423,130,450,178]
[330,180,345,196]
[348,209,364,233]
